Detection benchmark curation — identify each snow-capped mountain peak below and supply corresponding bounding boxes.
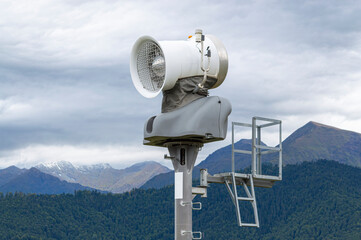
[37,161,75,171]
[77,163,112,172]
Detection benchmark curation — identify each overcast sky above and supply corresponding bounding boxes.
[1,0,361,169]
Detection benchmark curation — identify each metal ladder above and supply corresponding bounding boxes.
[223,121,259,227]
[225,173,259,227]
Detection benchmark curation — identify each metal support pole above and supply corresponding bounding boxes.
[168,143,202,240]
[252,118,256,176]
[232,122,235,173]
[279,121,283,180]
[256,126,261,175]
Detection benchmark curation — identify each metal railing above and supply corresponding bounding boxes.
[232,116,282,181]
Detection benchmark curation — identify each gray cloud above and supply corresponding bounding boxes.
[1,0,361,168]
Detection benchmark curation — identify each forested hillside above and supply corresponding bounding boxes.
[0,160,360,239]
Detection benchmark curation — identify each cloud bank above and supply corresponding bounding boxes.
[1,0,361,168]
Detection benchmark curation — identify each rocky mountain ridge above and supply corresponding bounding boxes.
[0,161,170,194]
[35,161,170,193]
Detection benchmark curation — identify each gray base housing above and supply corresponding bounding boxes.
[144,96,232,147]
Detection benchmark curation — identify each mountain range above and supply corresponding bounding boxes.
[0,161,170,194]
[35,161,170,193]
[0,167,94,194]
[0,120,360,238]
[142,121,361,189]
[1,160,360,239]
[1,120,360,194]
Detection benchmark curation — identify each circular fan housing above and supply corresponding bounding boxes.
[130,35,228,98]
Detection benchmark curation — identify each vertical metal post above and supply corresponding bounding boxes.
[256,126,261,175]
[232,122,235,173]
[252,117,256,176]
[279,121,282,180]
[168,143,201,240]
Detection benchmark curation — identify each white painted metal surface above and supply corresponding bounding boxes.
[130,34,228,98]
[175,172,183,199]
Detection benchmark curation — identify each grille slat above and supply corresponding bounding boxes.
[136,41,165,92]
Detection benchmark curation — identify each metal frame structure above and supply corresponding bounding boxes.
[233,116,282,180]
[194,116,282,228]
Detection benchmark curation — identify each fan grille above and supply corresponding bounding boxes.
[136,40,165,92]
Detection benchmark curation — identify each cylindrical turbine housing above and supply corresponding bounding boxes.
[130,34,228,98]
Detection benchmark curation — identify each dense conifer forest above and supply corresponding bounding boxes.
[0,160,360,239]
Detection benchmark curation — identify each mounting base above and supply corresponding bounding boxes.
[167,142,203,240]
